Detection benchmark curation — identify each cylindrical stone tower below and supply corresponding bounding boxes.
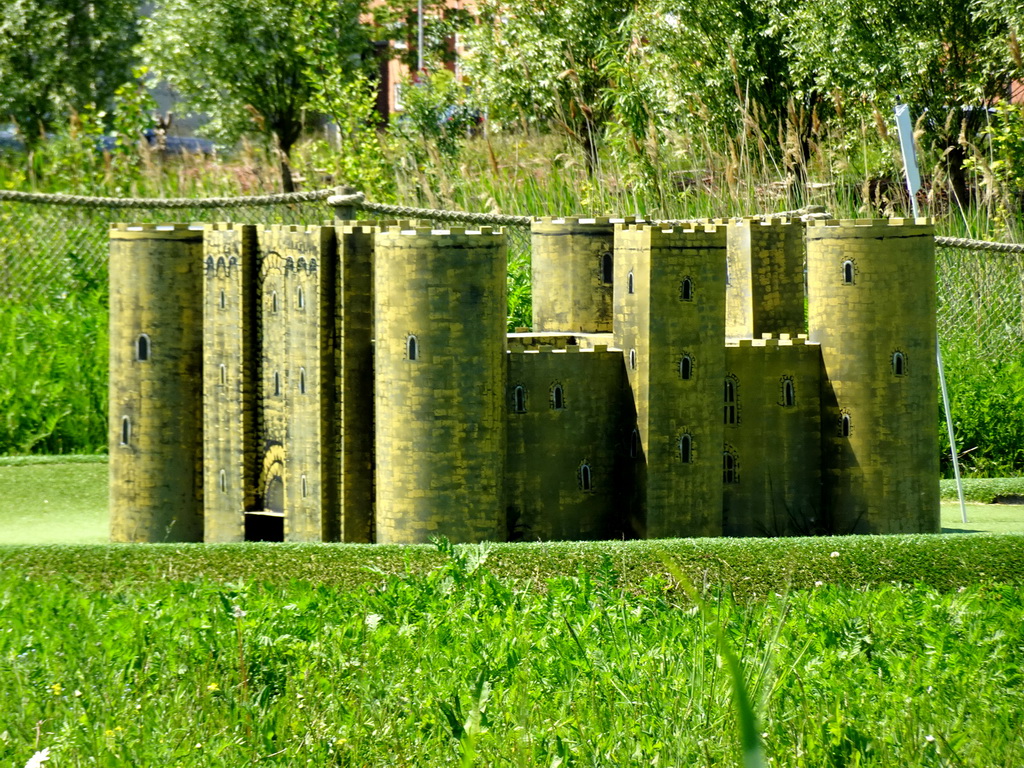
[807,218,940,534]
[109,223,205,542]
[532,217,635,333]
[374,226,508,543]
[726,217,806,339]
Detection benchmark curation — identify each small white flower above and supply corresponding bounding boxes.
[232,605,246,619]
[830,551,840,558]
[815,581,824,587]
[925,735,935,743]
[24,747,50,768]
[74,689,82,697]
[365,614,382,631]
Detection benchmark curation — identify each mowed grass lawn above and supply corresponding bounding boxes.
[3,460,1024,766]
[1,458,1022,544]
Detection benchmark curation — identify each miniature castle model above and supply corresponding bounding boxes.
[108,215,940,543]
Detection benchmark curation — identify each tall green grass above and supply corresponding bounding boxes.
[1,550,1022,766]
[0,288,107,455]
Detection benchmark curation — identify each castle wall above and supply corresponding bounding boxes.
[532,218,630,333]
[806,218,940,534]
[722,336,823,537]
[614,223,727,538]
[374,227,508,543]
[505,345,628,540]
[109,224,205,542]
[256,226,338,542]
[726,217,806,339]
[335,223,377,542]
[203,224,258,543]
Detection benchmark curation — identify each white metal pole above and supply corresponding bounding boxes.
[417,0,424,73]
[895,103,968,523]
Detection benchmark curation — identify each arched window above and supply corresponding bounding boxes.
[783,378,795,407]
[723,451,738,484]
[297,286,305,309]
[513,385,526,413]
[407,334,419,361]
[299,367,306,394]
[551,384,564,410]
[679,433,692,464]
[724,377,737,424]
[219,469,227,493]
[579,463,593,492]
[680,355,693,380]
[627,271,635,294]
[120,416,131,447]
[630,429,639,459]
[271,290,279,313]
[842,260,855,285]
[601,252,613,284]
[136,334,150,362]
[892,351,906,376]
[219,290,226,310]
[273,371,281,397]
[841,412,851,437]
[680,277,694,302]
[629,349,637,370]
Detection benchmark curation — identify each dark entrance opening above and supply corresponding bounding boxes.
[245,513,284,542]
[246,474,285,541]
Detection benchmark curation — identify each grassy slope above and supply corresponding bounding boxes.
[0,461,107,545]
[2,461,1022,545]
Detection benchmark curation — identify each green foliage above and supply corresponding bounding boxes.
[775,0,1024,203]
[4,534,1024,595]
[941,351,1024,477]
[299,73,396,202]
[464,0,636,168]
[138,0,374,182]
[980,102,1024,225]
[1,557,1023,765]
[0,0,139,148]
[939,476,1024,504]
[0,288,107,456]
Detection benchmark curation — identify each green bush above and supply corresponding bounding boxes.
[2,534,1022,596]
[0,287,108,455]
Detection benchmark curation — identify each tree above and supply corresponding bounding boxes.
[463,0,637,172]
[0,0,139,149]
[139,0,375,191]
[775,0,1024,206]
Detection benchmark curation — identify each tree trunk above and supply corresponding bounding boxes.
[280,157,295,194]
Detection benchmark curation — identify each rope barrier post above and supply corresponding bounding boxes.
[332,186,359,223]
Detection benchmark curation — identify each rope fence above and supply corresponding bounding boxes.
[1,187,1021,363]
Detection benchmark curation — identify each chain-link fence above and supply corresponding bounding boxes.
[936,245,1024,364]
[0,196,1018,341]
[0,196,533,306]
[2,196,1018,355]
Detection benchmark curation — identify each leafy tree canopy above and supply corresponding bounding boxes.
[0,0,139,147]
[139,0,375,189]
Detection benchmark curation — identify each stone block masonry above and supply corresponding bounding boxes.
[807,218,940,534]
[109,224,206,543]
[108,216,941,543]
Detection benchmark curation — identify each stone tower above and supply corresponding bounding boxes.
[614,223,727,538]
[109,224,205,543]
[203,223,258,543]
[806,218,940,534]
[531,217,630,333]
[725,217,806,339]
[373,226,508,543]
